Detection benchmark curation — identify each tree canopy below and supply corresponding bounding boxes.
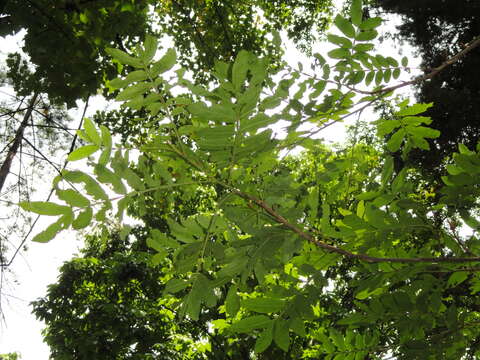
[374,0,480,174]
[0,0,334,107]
[1,0,151,106]
[21,1,480,358]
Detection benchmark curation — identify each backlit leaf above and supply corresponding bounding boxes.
[56,189,90,207]
[151,48,177,76]
[334,15,356,38]
[105,48,143,68]
[83,117,101,146]
[72,206,93,229]
[20,201,70,216]
[350,0,363,26]
[32,216,67,243]
[67,145,99,161]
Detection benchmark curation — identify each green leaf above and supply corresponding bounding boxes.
[151,48,177,76]
[182,290,202,321]
[353,43,374,52]
[274,321,290,352]
[393,68,401,79]
[218,256,249,278]
[359,17,382,30]
[119,168,144,190]
[79,12,88,24]
[164,278,190,294]
[330,328,346,351]
[242,297,285,314]
[72,206,93,230]
[401,56,409,67]
[386,56,399,67]
[94,164,127,194]
[376,119,400,136]
[20,201,70,216]
[461,211,480,230]
[458,143,474,155]
[334,15,356,38]
[226,285,240,317]
[98,126,112,166]
[387,129,405,152]
[356,30,378,42]
[314,53,326,66]
[381,156,394,186]
[56,189,90,207]
[100,125,112,148]
[62,170,109,200]
[105,48,143,68]
[83,118,101,146]
[384,68,391,82]
[125,70,149,83]
[392,168,408,193]
[448,271,469,287]
[230,315,272,333]
[255,324,273,353]
[328,48,351,59]
[109,77,128,89]
[409,126,440,139]
[365,71,375,85]
[142,34,158,63]
[350,71,365,84]
[375,70,383,85]
[148,229,179,250]
[327,34,353,48]
[32,215,67,243]
[397,102,433,117]
[350,0,363,26]
[67,145,99,161]
[232,50,250,90]
[116,83,152,101]
[290,317,306,337]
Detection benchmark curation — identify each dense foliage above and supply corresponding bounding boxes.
[375,0,480,173]
[153,0,333,83]
[20,1,480,359]
[1,0,151,106]
[32,231,216,359]
[1,0,334,106]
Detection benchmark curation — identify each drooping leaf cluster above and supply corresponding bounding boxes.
[23,2,480,359]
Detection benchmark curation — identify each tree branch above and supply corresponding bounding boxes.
[230,188,480,264]
[21,137,62,175]
[371,34,480,95]
[0,93,39,194]
[1,97,89,268]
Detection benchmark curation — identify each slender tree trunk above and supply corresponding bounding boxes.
[0,93,39,194]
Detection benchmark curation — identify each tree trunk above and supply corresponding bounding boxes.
[0,93,39,194]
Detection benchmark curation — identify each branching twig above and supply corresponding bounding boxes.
[370,35,480,95]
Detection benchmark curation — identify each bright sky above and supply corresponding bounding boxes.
[0,8,420,359]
